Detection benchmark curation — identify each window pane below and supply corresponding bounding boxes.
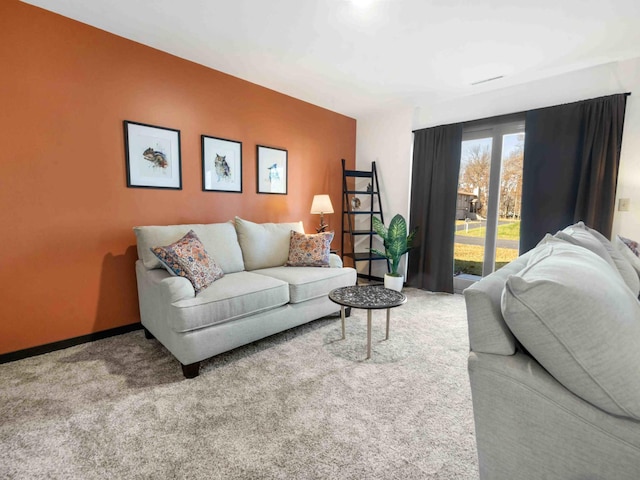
[454,137,492,276]
[494,133,524,271]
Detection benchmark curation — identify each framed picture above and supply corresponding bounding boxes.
[257,145,287,194]
[124,120,181,189]
[201,135,243,193]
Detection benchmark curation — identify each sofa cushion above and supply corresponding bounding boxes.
[253,265,357,303]
[557,222,639,295]
[554,224,617,270]
[616,235,640,277]
[580,223,640,296]
[501,241,640,420]
[134,222,245,274]
[151,230,224,294]
[285,230,333,267]
[463,251,534,356]
[169,271,289,333]
[234,217,304,270]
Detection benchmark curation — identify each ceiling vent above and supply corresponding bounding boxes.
[471,75,505,86]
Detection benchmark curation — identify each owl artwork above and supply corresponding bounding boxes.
[214,154,231,182]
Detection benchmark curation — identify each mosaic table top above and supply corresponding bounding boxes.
[329,285,407,310]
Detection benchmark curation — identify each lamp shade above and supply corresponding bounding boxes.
[310,194,334,214]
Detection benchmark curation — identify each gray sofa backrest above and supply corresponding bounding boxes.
[233,217,304,271]
[133,222,245,274]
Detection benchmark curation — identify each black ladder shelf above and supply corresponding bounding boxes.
[341,159,387,281]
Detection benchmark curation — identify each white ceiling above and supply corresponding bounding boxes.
[21,0,640,118]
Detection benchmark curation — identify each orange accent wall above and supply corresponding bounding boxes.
[0,1,356,355]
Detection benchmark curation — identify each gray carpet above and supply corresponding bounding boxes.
[0,289,479,479]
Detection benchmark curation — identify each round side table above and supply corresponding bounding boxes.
[329,285,407,359]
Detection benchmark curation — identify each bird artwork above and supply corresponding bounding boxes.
[268,163,280,183]
[351,196,361,210]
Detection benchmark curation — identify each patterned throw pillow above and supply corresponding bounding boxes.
[617,235,640,277]
[620,235,640,257]
[285,230,334,267]
[151,230,224,294]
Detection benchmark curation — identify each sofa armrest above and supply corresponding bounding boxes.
[159,275,196,303]
[329,253,343,268]
[136,260,195,304]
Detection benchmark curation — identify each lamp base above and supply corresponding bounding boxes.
[316,213,328,233]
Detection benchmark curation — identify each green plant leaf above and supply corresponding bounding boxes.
[386,214,408,260]
[407,228,417,249]
[369,214,418,276]
[371,216,387,240]
[369,248,390,259]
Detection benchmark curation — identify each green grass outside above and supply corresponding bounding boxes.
[454,260,510,276]
[453,219,522,275]
[457,221,520,240]
[454,243,519,276]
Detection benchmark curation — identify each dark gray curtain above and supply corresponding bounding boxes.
[520,94,627,252]
[407,124,463,293]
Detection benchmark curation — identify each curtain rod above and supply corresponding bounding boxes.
[412,92,632,133]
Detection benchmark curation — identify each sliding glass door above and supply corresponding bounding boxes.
[453,118,524,290]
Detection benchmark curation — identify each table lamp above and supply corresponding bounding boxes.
[310,194,334,233]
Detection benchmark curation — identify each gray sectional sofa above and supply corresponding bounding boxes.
[134,217,357,378]
[464,222,640,479]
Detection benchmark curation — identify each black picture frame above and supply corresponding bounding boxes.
[124,120,182,189]
[256,145,288,195]
[201,135,243,193]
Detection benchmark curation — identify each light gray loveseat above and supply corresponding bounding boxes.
[464,222,640,479]
[134,217,356,378]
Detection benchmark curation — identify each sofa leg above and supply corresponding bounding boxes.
[181,362,200,379]
[143,327,155,340]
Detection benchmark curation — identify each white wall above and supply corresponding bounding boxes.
[355,104,413,278]
[356,57,640,279]
[614,59,640,238]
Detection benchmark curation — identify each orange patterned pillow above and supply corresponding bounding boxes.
[151,230,224,294]
[285,230,333,267]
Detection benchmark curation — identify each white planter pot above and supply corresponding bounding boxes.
[384,274,404,292]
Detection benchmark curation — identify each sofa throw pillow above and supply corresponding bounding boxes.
[150,230,224,294]
[234,217,304,270]
[616,235,640,277]
[286,230,334,267]
[501,241,640,420]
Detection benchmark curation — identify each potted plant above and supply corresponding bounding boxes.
[370,214,417,291]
